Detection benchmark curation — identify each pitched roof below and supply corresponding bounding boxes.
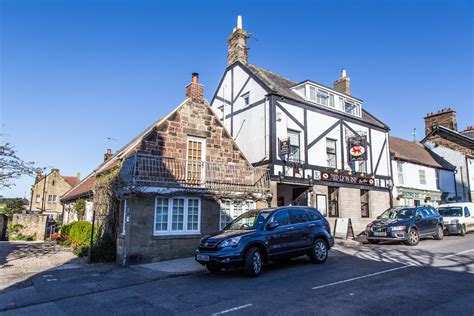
[460,128,474,140]
[422,125,474,148]
[389,136,454,170]
[61,174,95,202]
[244,63,389,130]
[38,174,80,187]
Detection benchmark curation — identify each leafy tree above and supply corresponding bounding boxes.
[2,198,25,218]
[0,138,36,189]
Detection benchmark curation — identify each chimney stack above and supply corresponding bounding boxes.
[104,148,113,162]
[185,73,204,103]
[334,69,350,95]
[424,108,457,136]
[227,15,248,66]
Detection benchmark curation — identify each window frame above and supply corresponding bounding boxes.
[153,196,201,236]
[397,162,404,185]
[287,129,301,162]
[186,136,206,183]
[419,169,427,185]
[35,194,41,203]
[241,92,250,106]
[122,199,128,235]
[219,199,256,230]
[360,190,370,218]
[326,138,337,168]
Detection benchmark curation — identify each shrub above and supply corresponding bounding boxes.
[73,244,89,257]
[68,221,98,246]
[90,234,116,263]
[11,233,36,241]
[60,223,72,238]
[61,239,72,247]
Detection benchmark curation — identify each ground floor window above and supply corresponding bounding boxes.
[328,187,339,217]
[220,200,256,229]
[154,196,201,235]
[360,190,369,218]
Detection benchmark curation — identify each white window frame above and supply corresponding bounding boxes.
[397,162,404,185]
[219,199,256,230]
[419,169,427,185]
[35,194,41,203]
[326,138,337,168]
[122,199,128,235]
[186,136,206,183]
[153,196,201,236]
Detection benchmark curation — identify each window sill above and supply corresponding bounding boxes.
[152,234,200,240]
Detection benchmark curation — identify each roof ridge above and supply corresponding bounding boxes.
[248,64,297,84]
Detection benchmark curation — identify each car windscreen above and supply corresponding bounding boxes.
[224,210,271,230]
[438,207,463,217]
[379,208,400,219]
[396,208,416,219]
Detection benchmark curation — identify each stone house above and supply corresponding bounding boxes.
[29,169,80,220]
[65,74,270,265]
[211,17,391,233]
[389,136,455,207]
[422,108,474,202]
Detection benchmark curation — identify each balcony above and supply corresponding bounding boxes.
[119,154,270,194]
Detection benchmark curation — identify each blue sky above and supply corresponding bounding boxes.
[1,0,473,198]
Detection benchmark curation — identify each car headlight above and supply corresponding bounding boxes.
[390,225,406,231]
[219,236,242,248]
[450,219,459,224]
[366,225,372,231]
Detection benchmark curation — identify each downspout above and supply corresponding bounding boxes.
[453,168,458,200]
[465,157,472,202]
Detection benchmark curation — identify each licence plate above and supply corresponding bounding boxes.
[373,232,387,237]
[196,254,209,261]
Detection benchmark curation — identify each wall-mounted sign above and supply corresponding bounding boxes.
[278,138,290,156]
[348,136,368,162]
[321,171,374,186]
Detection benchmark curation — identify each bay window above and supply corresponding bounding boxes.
[154,197,201,235]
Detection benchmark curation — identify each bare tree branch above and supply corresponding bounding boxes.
[0,139,36,189]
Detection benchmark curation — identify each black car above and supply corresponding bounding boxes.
[366,206,444,246]
[195,206,334,277]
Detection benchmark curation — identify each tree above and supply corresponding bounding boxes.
[0,138,36,189]
[2,198,25,218]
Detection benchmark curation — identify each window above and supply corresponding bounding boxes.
[154,197,201,235]
[435,169,440,189]
[52,180,56,186]
[290,209,309,224]
[48,195,57,203]
[309,86,317,101]
[242,93,250,106]
[316,89,329,106]
[465,207,471,217]
[35,194,40,203]
[271,210,290,226]
[220,200,256,229]
[287,129,301,162]
[329,94,335,108]
[326,139,337,168]
[397,162,404,185]
[358,160,367,173]
[187,137,205,182]
[307,210,323,221]
[338,97,344,110]
[419,170,427,185]
[328,187,339,217]
[360,190,369,218]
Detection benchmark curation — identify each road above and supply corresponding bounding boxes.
[3,234,474,315]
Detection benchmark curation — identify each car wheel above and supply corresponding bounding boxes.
[368,239,380,244]
[206,263,221,273]
[308,238,328,264]
[244,247,262,277]
[405,228,419,246]
[460,224,466,236]
[434,225,444,240]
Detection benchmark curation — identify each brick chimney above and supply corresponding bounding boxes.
[227,15,248,66]
[424,107,457,136]
[104,148,113,162]
[333,69,350,95]
[185,72,204,103]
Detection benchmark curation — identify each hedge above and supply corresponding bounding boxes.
[62,221,98,246]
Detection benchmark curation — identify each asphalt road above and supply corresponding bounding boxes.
[4,234,474,315]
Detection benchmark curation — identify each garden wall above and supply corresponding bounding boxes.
[11,214,48,241]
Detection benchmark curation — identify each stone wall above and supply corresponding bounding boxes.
[424,108,457,136]
[11,214,48,241]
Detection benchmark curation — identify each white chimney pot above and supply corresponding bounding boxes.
[237,15,242,29]
[341,69,347,78]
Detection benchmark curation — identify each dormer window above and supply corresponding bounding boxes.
[317,90,329,106]
[344,101,361,116]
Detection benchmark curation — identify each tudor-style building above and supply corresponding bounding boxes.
[211,17,392,232]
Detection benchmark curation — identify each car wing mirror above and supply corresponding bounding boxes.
[416,215,422,221]
[267,222,279,230]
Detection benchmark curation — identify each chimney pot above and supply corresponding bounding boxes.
[227,16,248,65]
[192,72,199,84]
[333,69,350,95]
[341,69,347,78]
[186,73,204,103]
[237,15,243,29]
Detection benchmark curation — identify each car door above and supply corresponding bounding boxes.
[415,208,431,236]
[464,207,473,231]
[266,209,294,256]
[289,208,312,250]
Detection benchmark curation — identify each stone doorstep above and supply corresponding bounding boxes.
[135,257,206,275]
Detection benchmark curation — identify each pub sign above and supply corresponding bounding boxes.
[279,138,290,156]
[348,135,368,162]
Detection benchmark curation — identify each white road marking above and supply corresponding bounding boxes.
[212,304,253,315]
[46,279,58,282]
[312,265,412,290]
[440,249,474,259]
[42,274,53,277]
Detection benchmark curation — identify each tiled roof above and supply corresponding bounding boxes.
[61,175,95,202]
[245,64,389,130]
[389,136,453,170]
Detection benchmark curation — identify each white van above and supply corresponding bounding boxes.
[437,203,474,236]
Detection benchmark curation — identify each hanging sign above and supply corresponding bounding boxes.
[278,138,290,156]
[321,171,374,186]
[348,136,368,162]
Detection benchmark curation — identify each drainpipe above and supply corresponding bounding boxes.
[453,168,458,201]
[465,157,472,202]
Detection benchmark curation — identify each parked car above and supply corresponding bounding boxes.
[365,206,444,246]
[438,203,474,236]
[195,206,334,277]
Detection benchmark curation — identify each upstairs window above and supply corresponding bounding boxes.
[397,162,404,185]
[326,139,337,168]
[287,129,301,162]
[316,89,329,106]
[187,137,205,182]
[309,86,317,101]
[35,194,41,203]
[329,94,335,108]
[419,169,427,185]
[435,169,440,190]
[241,93,250,106]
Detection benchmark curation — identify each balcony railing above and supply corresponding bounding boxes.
[119,154,270,194]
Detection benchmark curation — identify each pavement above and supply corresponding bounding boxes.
[1,234,473,315]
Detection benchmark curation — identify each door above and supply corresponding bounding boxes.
[415,208,431,235]
[464,207,473,231]
[266,210,295,256]
[289,208,312,250]
[316,195,328,217]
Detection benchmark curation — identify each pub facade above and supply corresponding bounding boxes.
[210,17,392,232]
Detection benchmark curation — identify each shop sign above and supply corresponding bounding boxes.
[278,138,290,156]
[321,171,374,186]
[348,136,368,162]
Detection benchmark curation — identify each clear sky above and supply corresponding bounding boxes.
[1,0,473,198]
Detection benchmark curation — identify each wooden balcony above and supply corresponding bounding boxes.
[119,154,270,194]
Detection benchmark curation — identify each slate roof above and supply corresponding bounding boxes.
[245,63,389,130]
[460,127,474,140]
[389,136,454,170]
